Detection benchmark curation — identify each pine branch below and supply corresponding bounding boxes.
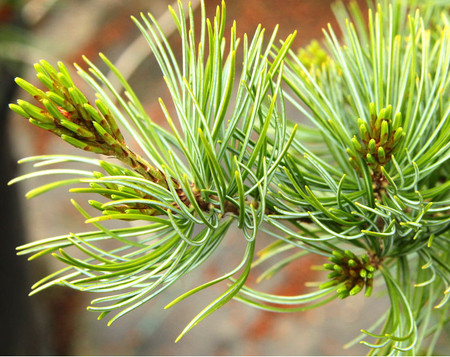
[7,0,449,354]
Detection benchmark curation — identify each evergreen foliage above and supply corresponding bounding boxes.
[9,0,449,354]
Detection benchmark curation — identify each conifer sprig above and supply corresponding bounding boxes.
[11,62,165,183]
[8,0,449,354]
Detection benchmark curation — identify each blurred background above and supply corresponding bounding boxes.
[0,0,423,355]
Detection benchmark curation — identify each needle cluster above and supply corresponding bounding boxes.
[8,0,449,354]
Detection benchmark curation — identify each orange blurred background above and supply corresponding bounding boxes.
[0,1,396,355]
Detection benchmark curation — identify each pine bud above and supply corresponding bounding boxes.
[365,279,373,297]
[61,134,105,154]
[42,99,67,121]
[384,105,392,119]
[39,60,58,78]
[393,127,404,143]
[346,147,357,159]
[34,62,51,77]
[36,73,54,90]
[369,102,376,121]
[15,77,47,99]
[83,103,104,125]
[57,62,74,85]
[344,250,356,259]
[332,251,345,260]
[365,284,373,298]
[17,100,53,123]
[359,123,370,142]
[92,171,104,179]
[88,200,104,211]
[60,118,96,139]
[366,153,377,165]
[57,71,72,89]
[327,271,341,279]
[392,112,402,130]
[348,259,357,268]
[368,139,376,154]
[92,121,117,146]
[351,135,363,153]
[377,146,386,162]
[380,120,389,145]
[319,280,338,289]
[330,256,342,265]
[349,281,364,295]
[374,115,382,134]
[29,118,55,131]
[95,99,124,143]
[9,103,30,118]
[68,87,88,106]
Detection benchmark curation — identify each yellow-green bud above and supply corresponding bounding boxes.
[393,127,404,143]
[365,284,373,297]
[57,61,74,85]
[332,251,345,260]
[36,73,54,90]
[60,118,95,139]
[351,135,363,153]
[88,200,104,211]
[47,92,75,112]
[327,271,341,279]
[42,99,67,121]
[29,118,55,131]
[319,280,338,289]
[359,123,370,142]
[56,71,72,89]
[368,139,376,154]
[377,146,386,162]
[369,102,377,121]
[61,134,105,154]
[344,250,356,258]
[346,147,357,159]
[15,77,47,99]
[366,153,377,165]
[9,103,29,118]
[393,112,402,130]
[380,120,389,145]
[365,264,375,272]
[39,60,58,78]
[18,99,53,123]
[348,259,357,268]
[68,87,88,106]
[349,281,364,295]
